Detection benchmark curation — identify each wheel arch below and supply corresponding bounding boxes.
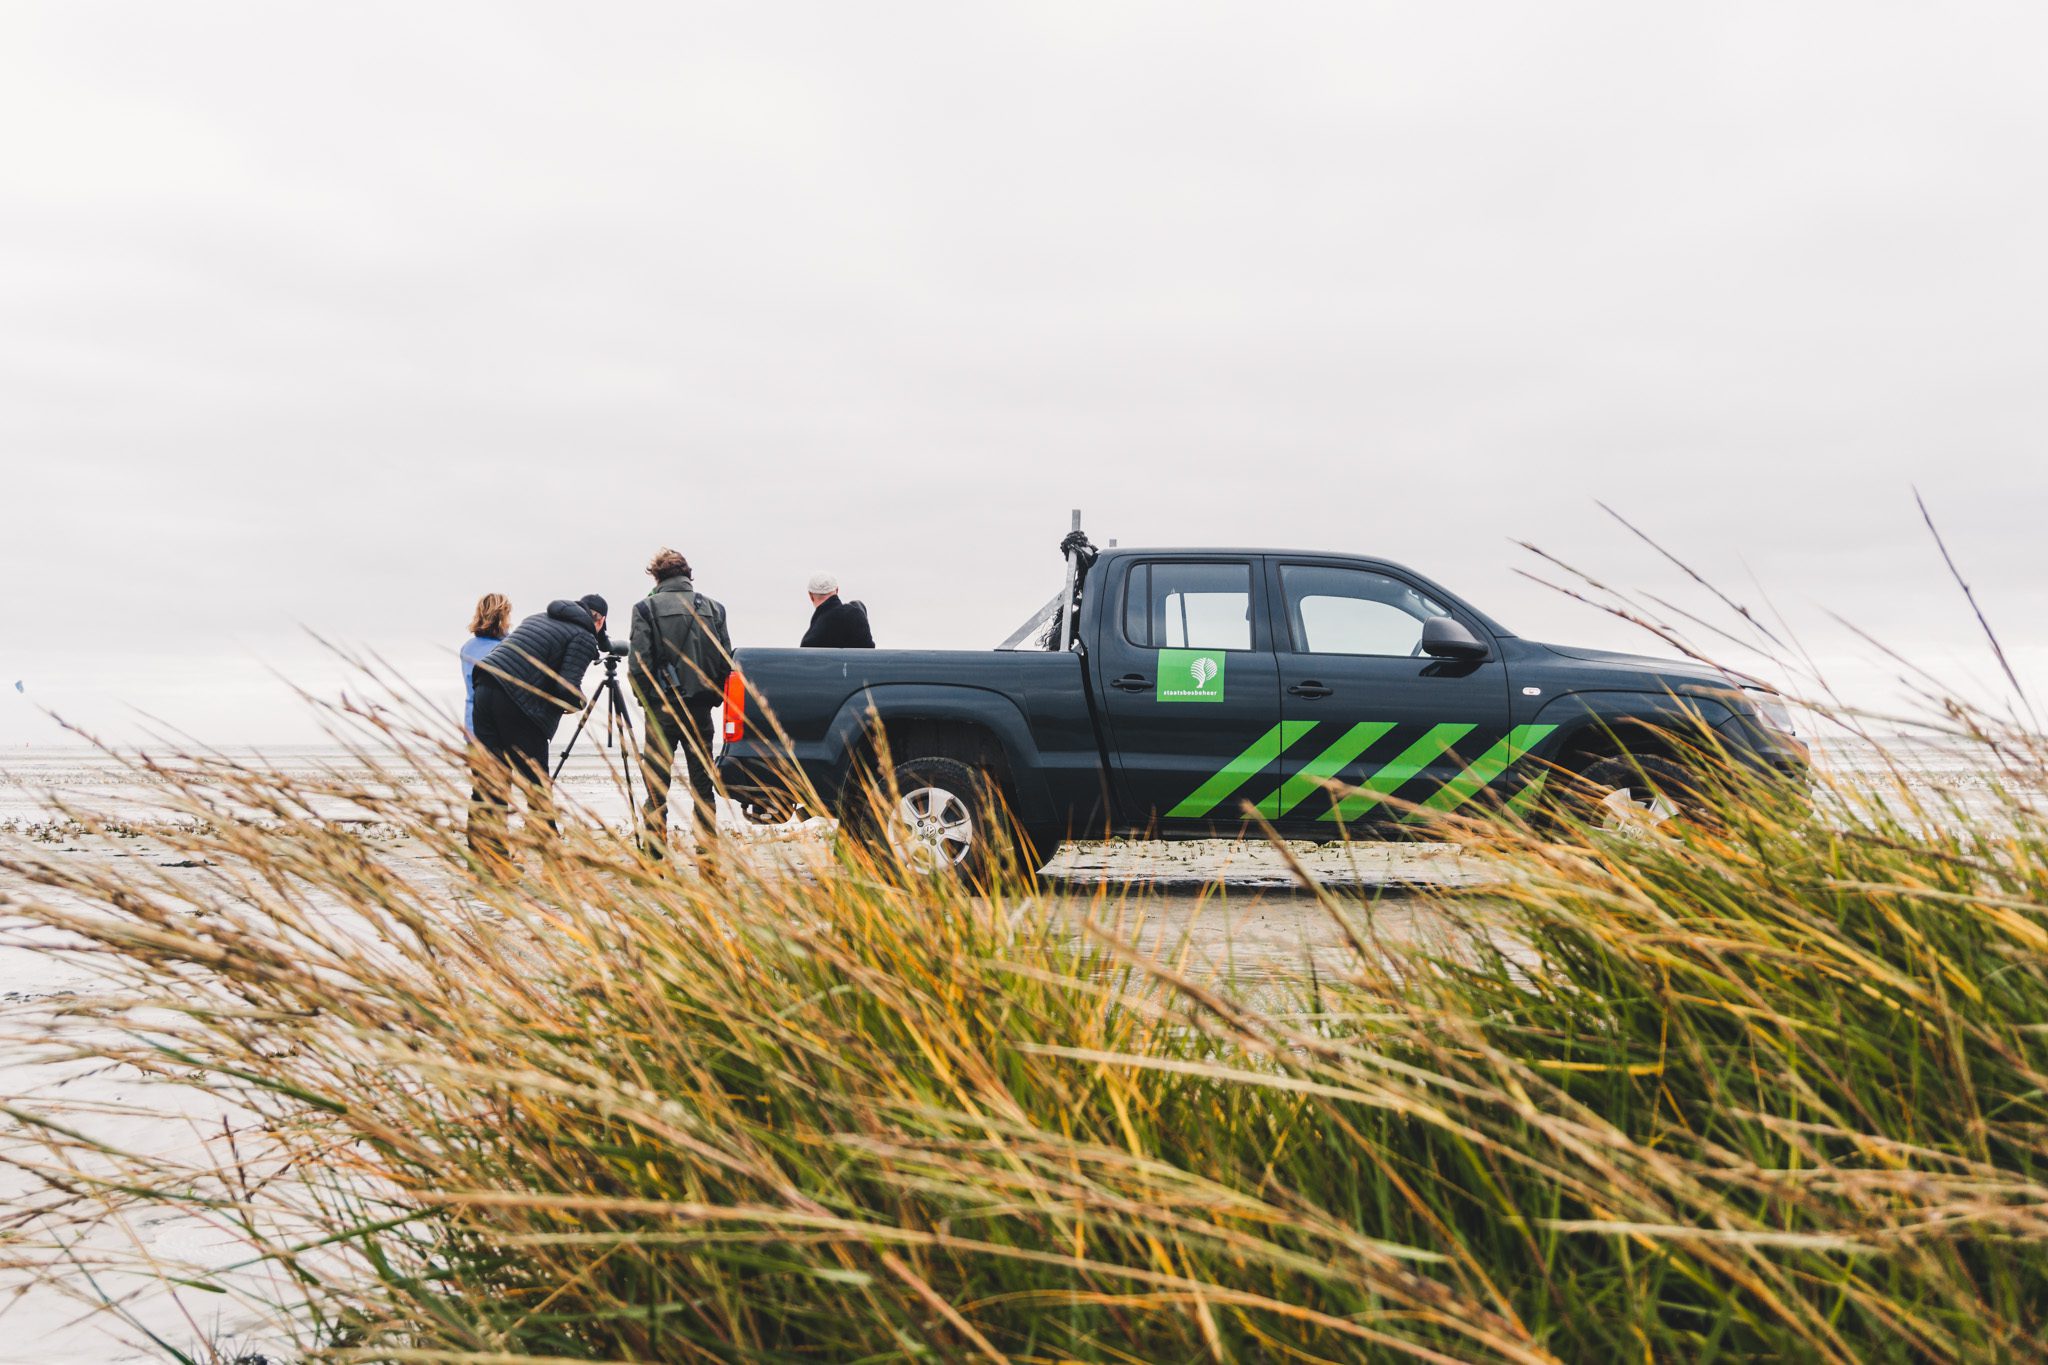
[824,684,1057,823]
[1534,691,1735,776]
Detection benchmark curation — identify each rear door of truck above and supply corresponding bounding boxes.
[1259,557,1519,832]
[1091,554,1284,833]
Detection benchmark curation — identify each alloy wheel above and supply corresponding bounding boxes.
[1596,784,1680,837]
[888,785,976,872]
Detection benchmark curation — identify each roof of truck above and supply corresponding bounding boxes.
[1091,545,1517,638]
[1100,545,1422,559]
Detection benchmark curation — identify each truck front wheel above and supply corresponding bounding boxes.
[844,755,1051,881]
[1572,755,1708,836]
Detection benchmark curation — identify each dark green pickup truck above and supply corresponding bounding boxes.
[717,546,1805,874]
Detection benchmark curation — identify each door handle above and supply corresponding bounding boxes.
[1111,673,1152,692]
[1288,681,1333,699]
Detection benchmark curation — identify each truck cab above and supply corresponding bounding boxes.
[1088,549,1535,839]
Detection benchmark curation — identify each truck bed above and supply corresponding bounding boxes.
[719,647,1106,827]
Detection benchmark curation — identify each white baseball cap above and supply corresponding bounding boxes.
[807,571,839,595]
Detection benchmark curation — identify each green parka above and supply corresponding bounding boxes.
[628,575,733,711]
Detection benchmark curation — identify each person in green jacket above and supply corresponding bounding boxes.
[629,547,733,861]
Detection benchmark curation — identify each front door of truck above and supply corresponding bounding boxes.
[1094,556,1284,835]
[1260,559,1523,835]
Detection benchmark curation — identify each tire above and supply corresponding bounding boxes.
[1572,754,1708,836]
[843,755,1046,882]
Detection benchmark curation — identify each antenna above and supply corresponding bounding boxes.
[1057,509,1082,652]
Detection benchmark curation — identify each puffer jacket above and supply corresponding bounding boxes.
[629,575,732,708]
[478,599,602,734]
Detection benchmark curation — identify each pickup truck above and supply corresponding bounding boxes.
[716,545,1806,874]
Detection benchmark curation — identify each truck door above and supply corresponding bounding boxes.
[1261,560,1520,833]
[1093,556,1284,834]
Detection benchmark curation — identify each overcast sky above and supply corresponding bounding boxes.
[4,1,2045,745]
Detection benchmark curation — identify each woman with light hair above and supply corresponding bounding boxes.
[461,593,512,737]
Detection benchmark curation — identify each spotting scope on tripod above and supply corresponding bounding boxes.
[553,637,638,823]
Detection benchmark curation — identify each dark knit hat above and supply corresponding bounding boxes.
[578,593,609,617]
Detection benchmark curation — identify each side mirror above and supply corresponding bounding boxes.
[1420,615,1489,661]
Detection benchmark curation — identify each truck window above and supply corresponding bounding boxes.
[1281,564,1449,657]
[1124,561,1254,651]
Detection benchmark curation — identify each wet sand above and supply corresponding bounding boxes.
[0,744,1491,987]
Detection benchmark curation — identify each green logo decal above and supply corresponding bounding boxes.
[1157,649,1226,703]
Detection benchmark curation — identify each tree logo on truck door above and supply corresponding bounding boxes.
[1157,649,1226,702]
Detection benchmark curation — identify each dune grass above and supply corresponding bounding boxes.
[3,675,2047,1363]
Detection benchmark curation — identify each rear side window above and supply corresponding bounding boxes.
[1123,561,1254,650]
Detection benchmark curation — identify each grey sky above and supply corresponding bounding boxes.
[4,1,2045,744]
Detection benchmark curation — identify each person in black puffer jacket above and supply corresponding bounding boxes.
[799,572,875,648]
[467,594,607,860]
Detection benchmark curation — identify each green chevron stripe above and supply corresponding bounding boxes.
[1319,722,1475,823]
[1408,724,1558,820]
[1167,721,1317,819]
[1254,721,1396,818]
[1503,770,1550,818]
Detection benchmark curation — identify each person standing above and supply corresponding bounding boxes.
[467,593,608,860]
[460,593,512,737]
[629,548,732,860]
[799,572,875,648]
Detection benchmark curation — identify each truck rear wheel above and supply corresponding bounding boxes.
[845,755,1051,881]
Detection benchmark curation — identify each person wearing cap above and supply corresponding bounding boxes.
[466,593,609,860]
[800,572,875,649]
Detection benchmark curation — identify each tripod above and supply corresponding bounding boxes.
[553,647,639,836]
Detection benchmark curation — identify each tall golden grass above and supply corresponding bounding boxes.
[3,652,2046,1362]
